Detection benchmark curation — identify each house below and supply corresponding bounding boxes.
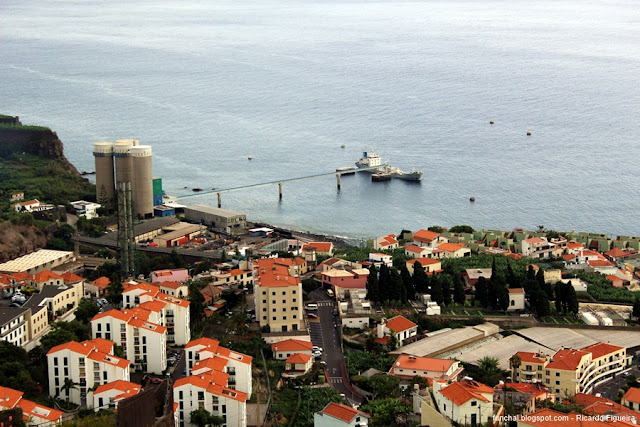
[512,342,627,398]
[434,242,471,259]
[91,308,167,374]
[404,244,430,258]
[433,378,500,426]
[158,280,189,298]
[622,387,640,412]
[521,237,555,259]
[86,276,110,298]
[374,316,418,346]
[493,382,553,414]
[11,199,42,212]
[70,200,102,219]
[301,242,334,256]
[507,288,526,311]
[369,253,393,267]
[371,234,399,250]
[208,268,254,288]
[173,373,248,427]
[388,355,463,383]
[93,380,141,411]
[0,385,63,426]
[185,337,253,397]
[151,268,189,283]
[31,270,63,291]
[271,338,313,360]
[462,269,492,290]
[253,258,304,333]
[314,402,370,427]
[406,258,442,275]
[317,257,356,272]
[322,267,369,291]
[46,338,130,407]
[9,191,24,201]
[283,353,314,378]
[412,229,449,248]
[604,247,636,264]
[567,392,639,424]
[517,408,617,427]
[0,307,30,347]
[201,284,223,306]
[606,275,626,288]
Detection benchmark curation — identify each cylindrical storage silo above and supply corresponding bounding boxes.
[114,140,135,185]
[130,145,154,218]
[93,142,115,207]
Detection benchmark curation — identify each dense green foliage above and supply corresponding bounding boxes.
[360,398,412,427]
[351,373,401,400]
[74,298,100,324]
[271,386,346,427]
[345,351,395,376]
[40,321,92,349]
[449,224,474,233]
[462,356,508,386]
[0,341,43,397]
[578,271,637,303]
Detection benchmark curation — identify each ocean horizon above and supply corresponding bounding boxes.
[2,0,639,239]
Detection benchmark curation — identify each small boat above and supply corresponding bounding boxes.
[489,121,494,124]
[248,156,253,160]
[527,132,532,136]
[470,197,475,202]
[192,188,203,192]
[336,166,356,175]
[340,144,346,148]
[371,172,391,182]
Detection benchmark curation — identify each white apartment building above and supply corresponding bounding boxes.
[47,338,130,407]
[0,308,29,347]
[0,385,63,427]
[174,373,247,427]
[122,282,191,345]
[91,308,167,374]
[185,337,253,397]
[521,237,555,259]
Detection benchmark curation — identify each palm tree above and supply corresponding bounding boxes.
[61,378,78,403]
[509,354,521,381]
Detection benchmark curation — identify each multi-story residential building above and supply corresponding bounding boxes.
[253,259,304,333]
[271,339,313,360]
[47,338,130,407]
[93,380,141,411]
[493,382,553,414]
[31,270,63,291]
[434,378,500,426]
[321,267,369,291]
[208,269,254,288]
[0,385,63,426]
[388,355,463,382]
[374,316,418,347]
[521,237,555,259]
[404,244,430,259]
[85,276,110,298]
[91,308,167,374]
[314,402,370,427]
[173,373,248,427]
[512,342,627,398]
[158,280,189,298]
[369,253,393,267]
[0,307,29,347]
[411,229,449,248]
[185,337,253,397]
[122,282,191,346]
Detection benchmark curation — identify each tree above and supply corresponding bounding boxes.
[498,285,509,311]
[190,408,218,427]
[366,265,379,303]
[389,268,406,303]
[449,225,474,234]
[61,378,78,403]
[378,265,390,301]
[75,298,100,324]
[412,262,428,294]
[360,398,411,426]
[430,274,443,305]
[41,321,92,348]
[400,265,414,301]
[633,297,640,320]
[565,283,578,314]
[104,273,124,306]
[188,280,205,331]
[441,275,452,306]
[385,330,399,352]
[509,354,522,381]
[475,276,489,307]
[453,275,466,305]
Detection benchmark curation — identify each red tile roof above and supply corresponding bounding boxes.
[94,380,141,401]
[581,342,624,359]
[90,276,111,289]
[0,385,23,409]
[508,288,525,294]
[524,237,545,244]
[255,258,301,288]
[321,402,369,423]
[17,397,63,422]
[60,272,84,283]
[546,349,590,371]
[566,242,583,249]
[413,229,440,243]
[521,409,613,427]
[385,315,417,333]
[404,244,426,253]
[439,380,493,405]
[286,353,312,364]
[411,258,441,266]
[437,242,466,252]
[501,382,549,397]
[515,351,548,364]
[569,393,640,421]
[563,254,576,261]
[271,339,313,353]
[186,337,221,352]
[159,281,185,289]
[173,374,247,402]
[302,242,333,252]
[605,247,631,258]
[32,270,62,282]
[624,387,640,403]
[391,355,455,373]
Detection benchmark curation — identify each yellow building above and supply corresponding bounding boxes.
[513,342,626,400]
[253,259,304,333]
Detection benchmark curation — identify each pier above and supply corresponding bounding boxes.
[176,166,379,207]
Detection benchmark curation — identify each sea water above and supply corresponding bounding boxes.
[1,0,639,239]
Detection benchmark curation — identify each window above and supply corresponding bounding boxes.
[282,299,286,303]
[63,357,68,365]
[526,365,532,371]
[106,324,110,331]
[54,357,58,366]
[556,372,560,377]
[546,379,550,384]
[97,324,102,331]
[546,370,550,375]
[282,291,286,295]
[262,300,266,304]
[262,308,266,312]
[272,300,276,304]
[292,299,297,303]
[198,391,204,400]
[537,374,542,379]
[263,316,266,320]
[179,391,183,399]
[271,292,276,296]
[556,380,560,385]
[272,308,276,312]
[283,308,286,312]
[272,317,276,320]
[471,401,477,406]
[293,315,297,319]
[262,291,266,295]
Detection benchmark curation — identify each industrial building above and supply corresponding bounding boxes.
[93,139,155,218]
[183,204,246,234]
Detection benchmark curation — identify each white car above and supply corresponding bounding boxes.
[312,346,323,353]
[313,350,322,356]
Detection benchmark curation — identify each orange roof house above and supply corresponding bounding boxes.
[315,402,370,426]
[412,229,441,244]
[301,242,334,255]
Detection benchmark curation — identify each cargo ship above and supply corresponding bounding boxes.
[355,147,423,181]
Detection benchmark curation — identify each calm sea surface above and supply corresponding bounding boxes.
[2,0,639,239]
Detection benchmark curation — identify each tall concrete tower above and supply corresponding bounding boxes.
[113,139,138,186]
[93,142,115,208]
[130,145,153,219]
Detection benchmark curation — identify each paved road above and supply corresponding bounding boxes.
[593,366,638,400]
[309,289,362,405]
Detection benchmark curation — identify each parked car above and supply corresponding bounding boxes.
[332,308,339,316]
[313,346,323,353]
[150,378,162,384]
[307,313,318,319]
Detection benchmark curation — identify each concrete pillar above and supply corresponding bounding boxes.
[278,183,283,200]
[337,173,341,190]
[217,193,221,208]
